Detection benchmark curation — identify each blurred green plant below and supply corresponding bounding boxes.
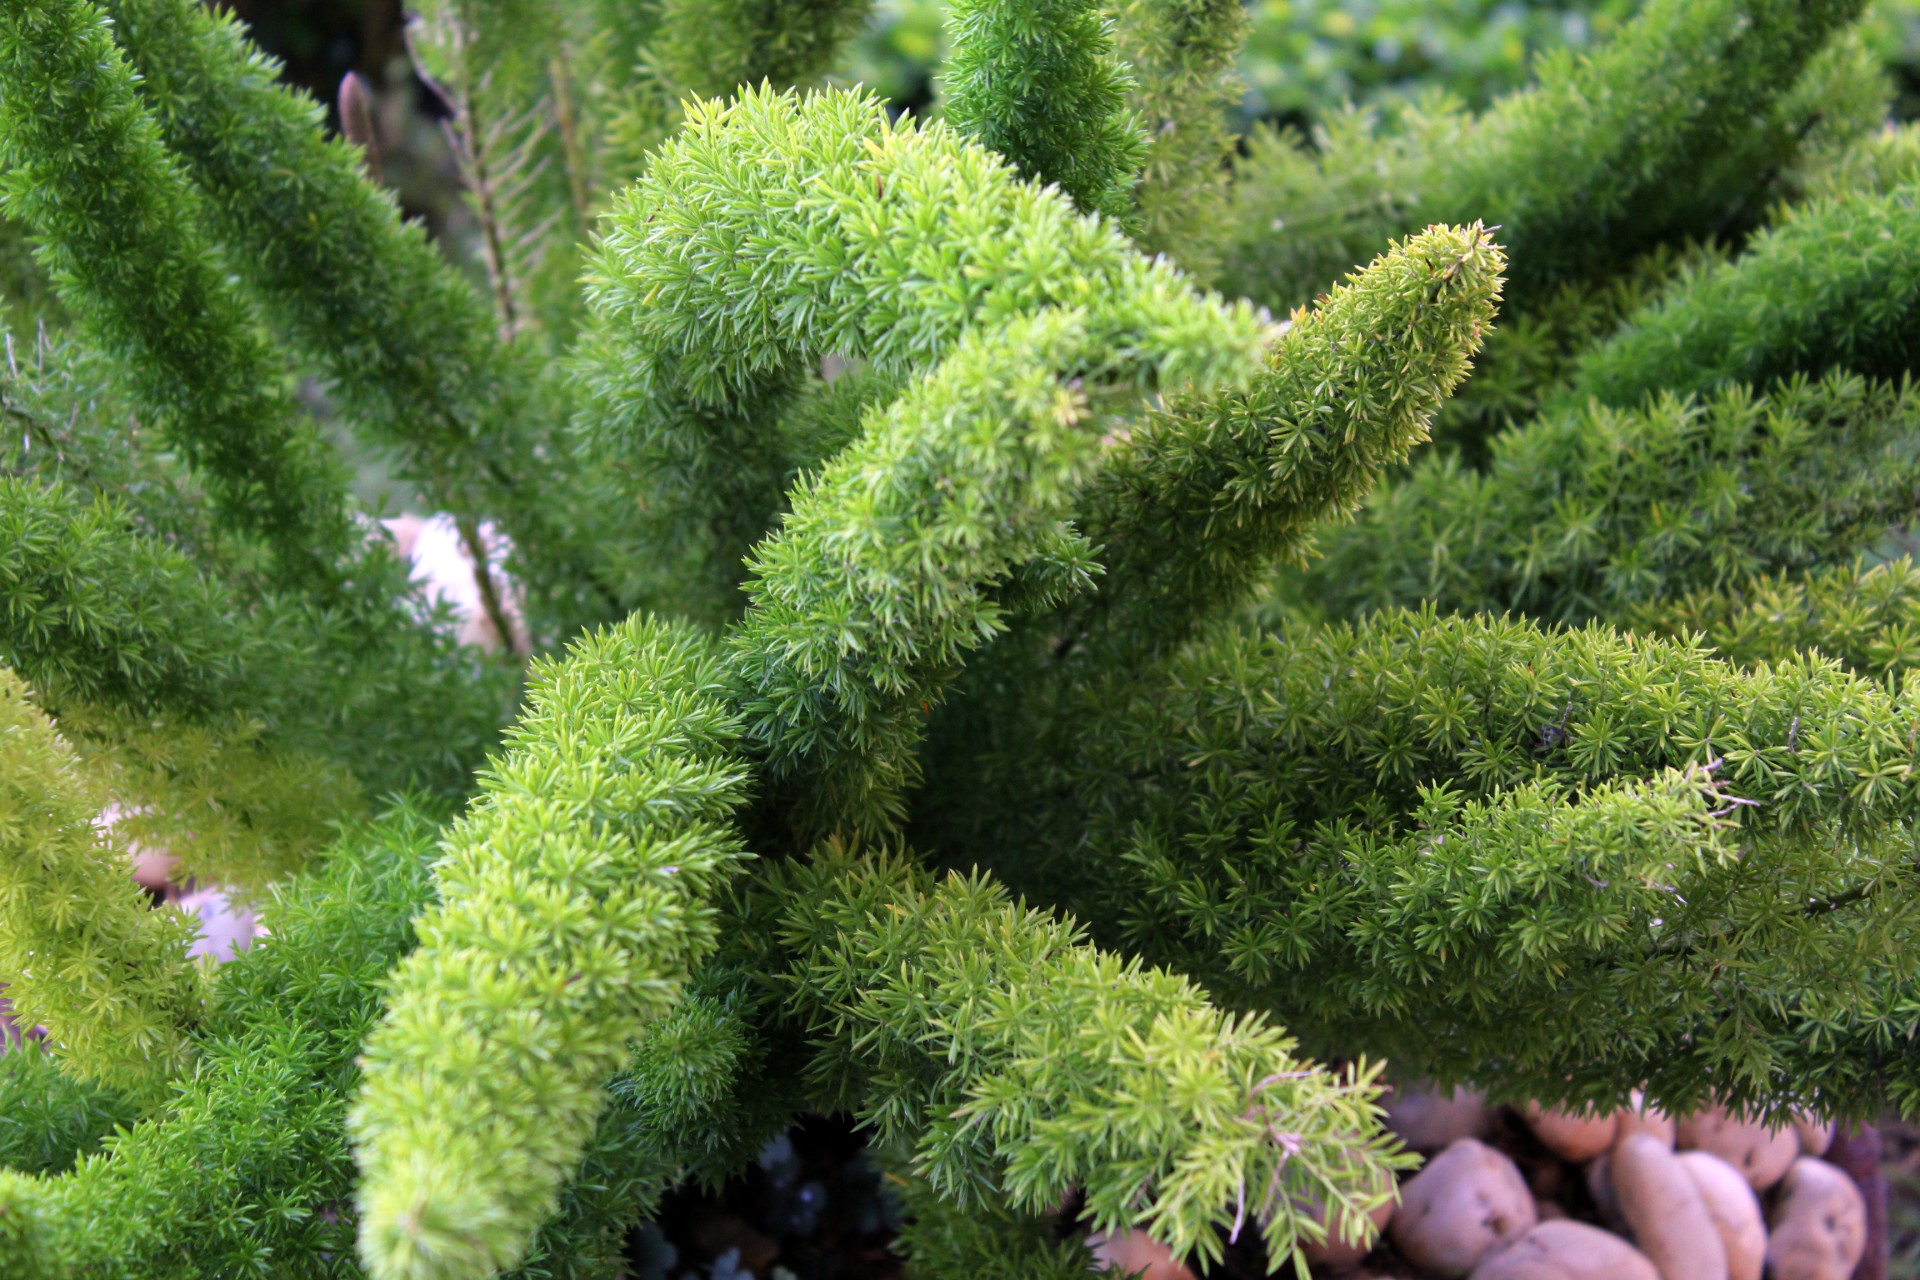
[847,0,1920,126]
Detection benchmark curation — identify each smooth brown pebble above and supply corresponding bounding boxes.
[1468,1220,1660,1280]
[1300,1194,1394,1268]
[1616,1090,1676,1149]
[1388,1138,1537,1277]
[1792,1113,1834,1158]
[1676,1151,1766,1280]
[1765,1156,1865,1280]
[1613,1132,1729,1280]
[1387,1085,1492,1152]
[1676,1105,1800,1191]
[1522,1101,1618,1162]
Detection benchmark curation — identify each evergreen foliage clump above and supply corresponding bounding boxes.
[0,0,1917,1276]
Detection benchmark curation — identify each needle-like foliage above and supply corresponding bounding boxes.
[1297,373,1920,625]
[0,0,1918,1275]
[0,0,354,583]
[741,847,1406,1271]
[577,85,1264,624]
[350,617,754,1280]
[1634,556,1920,679]
[940,0,1145,222]
[1570,184,1920,408]
[998,611,1920,1115]
[1110,0,1249,276]
[0,672,198,1097]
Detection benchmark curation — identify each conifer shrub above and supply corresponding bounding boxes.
[0,0,1914,1275]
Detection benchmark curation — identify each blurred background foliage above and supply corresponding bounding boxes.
[840,0,1920,129]
[228,0,1920,166]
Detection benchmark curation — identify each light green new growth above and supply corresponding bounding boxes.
[3,0,1920,1273]
[940,0,1145,222]
[0,671,197,1097]
[0,0,354,583]
[1800,120,1920,203]
[0,809,785,1280]
[730,289,1267,834]
[919,224,1500,857]
[58,702,359,889]
[1110,0,1248,277]
[0,807,441,1280]
[1074,223,1503,664]
[578,85,1265,625]
[350,617,753,1280]
[751,848,1406,1270]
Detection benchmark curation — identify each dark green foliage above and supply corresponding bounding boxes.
[941,0,1145,222]
[0,1041,135,1177]
[1110,0,1249,276]
[887,1166,1099,1280]
[1427,242,1724,457]
[0,470,512,807]
[0,477,253,721]
[650,0,875,100]
[1634,555,1920,680]
[0,332,226,560]
[1011,610,1920,1117]
[1571,185,1920,408]
[0,0,355,583]
[1299,374,1920,625]
[96,0,620,633]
